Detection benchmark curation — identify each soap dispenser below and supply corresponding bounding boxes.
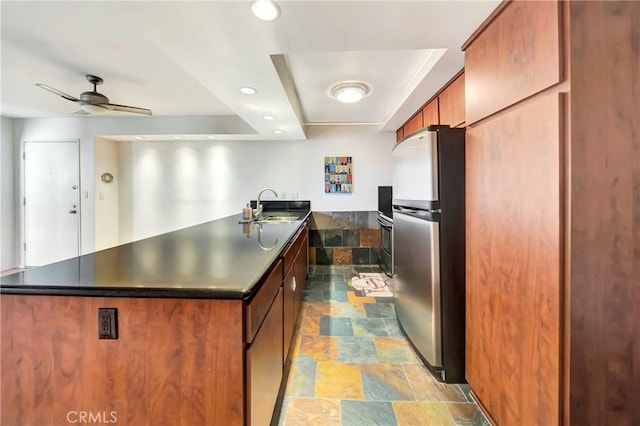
[242,203,253,221]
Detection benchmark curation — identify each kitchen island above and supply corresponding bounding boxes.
[1,211,310,426]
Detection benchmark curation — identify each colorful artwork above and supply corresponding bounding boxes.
[324,156,353,193]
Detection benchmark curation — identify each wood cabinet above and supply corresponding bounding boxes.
[438,73,465,127]
[464,1,639,425]
[402,110,423,136]
[421,99,439,127]
[1,295,246,426]
[464,1,561,125]
[282,223,308,359]
[466,94,561,426]
[246,288,283,426]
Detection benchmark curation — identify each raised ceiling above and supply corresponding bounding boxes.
[1,1,499,140]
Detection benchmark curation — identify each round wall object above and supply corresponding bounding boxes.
[101,172,115,183]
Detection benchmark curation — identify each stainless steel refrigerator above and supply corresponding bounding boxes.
[392,125,465,383]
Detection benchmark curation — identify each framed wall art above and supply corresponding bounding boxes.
[324,156,353,193]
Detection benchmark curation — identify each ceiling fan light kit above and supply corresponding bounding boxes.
[330,82,370,103]
[251,0,281,21]
[36,74,152,116]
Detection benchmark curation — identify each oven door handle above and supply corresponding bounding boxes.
[377,217,393,228]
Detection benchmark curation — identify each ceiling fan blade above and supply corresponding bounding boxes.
[36,83,79,102]
[101,103,152,116]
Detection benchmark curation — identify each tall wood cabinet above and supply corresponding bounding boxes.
[463,1,639,425]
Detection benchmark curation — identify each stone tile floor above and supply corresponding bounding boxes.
[274,265,489,426]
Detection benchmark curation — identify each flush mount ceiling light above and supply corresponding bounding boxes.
[240,86,257,95]
[263,115,275,120]
[330,82,371,103]
[273,130,283,134]
[251,0,281,21]
[207,135,216,139]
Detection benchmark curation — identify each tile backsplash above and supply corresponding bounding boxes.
[309,211,380,265]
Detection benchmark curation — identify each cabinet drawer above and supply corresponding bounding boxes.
[464,0,561,124]
[246,288,283,426]
[246,259,283,344]
[283,224,307,276]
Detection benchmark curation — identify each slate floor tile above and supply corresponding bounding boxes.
[364,302,396,318]
[320,317,354,336]
[374,337,421,363]
[282,397,342,426]
[352,318,390,337]
[361,363,414,401]
[393,401,455,426]
[338,336,379,363]
[315,361,364,399]
[341,400,397,426]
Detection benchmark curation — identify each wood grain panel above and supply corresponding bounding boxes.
[0,295,244,426]
[466,93,562,425]
[246,260,283,343]
[422,99,439,127]
[246,288,283,426]
[438,73,465,127]
[403,110,424,136]
[568,2,640,424]
[464,0,561,124]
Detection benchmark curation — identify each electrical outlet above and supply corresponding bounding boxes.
[98,308,118,339]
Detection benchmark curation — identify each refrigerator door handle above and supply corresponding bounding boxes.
[394,206,441,222]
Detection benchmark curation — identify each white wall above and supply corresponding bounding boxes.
[116,125,394,242]
[7,116,394,259]
[1,117,17,271]
[11,115,254,258]
[94,137,119,250]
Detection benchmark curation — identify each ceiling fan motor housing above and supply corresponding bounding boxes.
[80,91,109,105]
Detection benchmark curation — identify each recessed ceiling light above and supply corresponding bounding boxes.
[330,82,371,103]
[240,87,257,95]
[207,135,216,139]
[273,130,283,134]
[134,136,145,140]
[263,115,275,120]
[251,0,281,21]
[172,136,183,139]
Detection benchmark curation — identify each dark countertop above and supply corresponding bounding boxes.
[0,212,310,299]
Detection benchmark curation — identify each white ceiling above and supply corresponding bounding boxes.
[1,0,499,141]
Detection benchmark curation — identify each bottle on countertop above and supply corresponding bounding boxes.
[242,203,253,221]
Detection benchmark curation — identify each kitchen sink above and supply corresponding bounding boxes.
[255,216,298,224]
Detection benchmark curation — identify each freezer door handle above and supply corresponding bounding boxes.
[393,206,441,221]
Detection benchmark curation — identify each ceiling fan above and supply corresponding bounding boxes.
[36,74,152,116]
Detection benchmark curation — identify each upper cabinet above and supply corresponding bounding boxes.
[438,73,465,127]
[463,1,561,125]
[396,71,464,142]
[422,99,439,127]
[403,110,424,137]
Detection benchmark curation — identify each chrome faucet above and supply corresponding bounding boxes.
[255,188,278,220]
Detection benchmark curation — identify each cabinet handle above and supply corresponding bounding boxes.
[292,277,297,291]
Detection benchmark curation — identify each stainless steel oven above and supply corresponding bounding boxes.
[377,212,393,277]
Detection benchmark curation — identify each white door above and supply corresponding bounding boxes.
[24,141,80,266]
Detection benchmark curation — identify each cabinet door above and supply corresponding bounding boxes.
[422,99,439,127]
[403,111,424,136]
[438,73,465,127]
[293,232,308,320]
[283,265,295,359]
[466,93,561,425]
[246,288,283,426]
[464,0,561,124]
